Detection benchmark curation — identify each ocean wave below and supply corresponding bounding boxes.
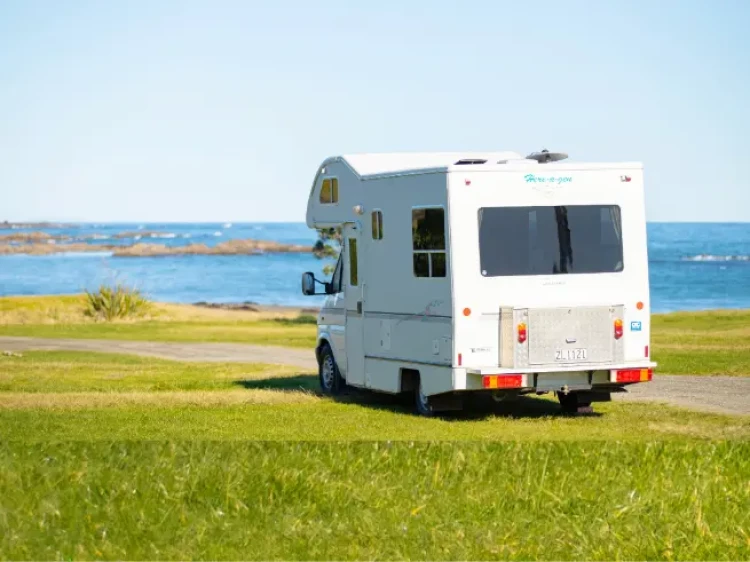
[149,233,177,239]
[682,254,750,262]
[49,251,115,258]
[213,231,223,237]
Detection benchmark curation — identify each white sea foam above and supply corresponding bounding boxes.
[683,254,749,262]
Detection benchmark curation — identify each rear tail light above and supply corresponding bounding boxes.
[615,368,653,383]
[614,319,623,339]
[483,375,523,389]
[517,323,527,344]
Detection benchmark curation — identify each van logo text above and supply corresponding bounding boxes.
[524,174,572,185]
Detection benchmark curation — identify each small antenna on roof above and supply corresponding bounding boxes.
[526,149,568,163]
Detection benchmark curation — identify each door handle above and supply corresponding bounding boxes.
[357,301,362,314]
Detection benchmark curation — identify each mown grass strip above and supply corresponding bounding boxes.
[0,351,305,393]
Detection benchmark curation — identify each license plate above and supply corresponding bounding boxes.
[555,348,588,361]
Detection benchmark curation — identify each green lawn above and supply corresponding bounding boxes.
[1,351,749,559]
[2,441,748,560]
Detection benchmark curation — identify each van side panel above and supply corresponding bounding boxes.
[358,173,454,395]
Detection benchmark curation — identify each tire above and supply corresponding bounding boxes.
[415,379,435,417]
[557,391,593,414]
[318,345,344,396]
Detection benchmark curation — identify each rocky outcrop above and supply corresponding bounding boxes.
[0,238,312,256]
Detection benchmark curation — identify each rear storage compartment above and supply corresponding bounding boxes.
[499,305,624,369]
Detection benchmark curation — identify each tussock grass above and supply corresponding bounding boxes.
[84,285,150,321]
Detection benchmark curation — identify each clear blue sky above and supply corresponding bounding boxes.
[1,0,748,222]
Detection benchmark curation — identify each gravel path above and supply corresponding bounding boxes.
[1,336,748,416]
[0,336,318,370]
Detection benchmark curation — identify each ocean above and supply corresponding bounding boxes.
[0,222,748,313]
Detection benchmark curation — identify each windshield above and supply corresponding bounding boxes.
[478,205,624,277]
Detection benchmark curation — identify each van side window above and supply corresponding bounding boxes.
[319,178,339,204]
[348,238,358,286]
[412,208,446,278]
[331,255,344,293]
[371,210,383,240]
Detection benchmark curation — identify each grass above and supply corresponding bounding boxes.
[0,351,749,559]
[1,441,748,560]
[3,296,749,374]
[651,310,750,375]
[0,352,748,442]
[0,295,316,348]
[0,296,750,375]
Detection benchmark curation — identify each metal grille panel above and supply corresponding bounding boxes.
[527,306,617,366]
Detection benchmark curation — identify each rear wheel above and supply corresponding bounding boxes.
[557,391,593,414]
[318,345,344,396]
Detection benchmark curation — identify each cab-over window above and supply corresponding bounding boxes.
[319,178,339,204]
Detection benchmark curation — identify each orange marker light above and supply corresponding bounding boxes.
[615,368,653,383]
[463,308,471,317]
[482,374,523,389]
[636,301,644,310]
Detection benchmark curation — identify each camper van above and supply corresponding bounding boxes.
[301,150,656,415]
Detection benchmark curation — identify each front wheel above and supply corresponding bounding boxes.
[319,345,344,396]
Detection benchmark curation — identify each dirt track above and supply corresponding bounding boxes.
[1,336,748,416]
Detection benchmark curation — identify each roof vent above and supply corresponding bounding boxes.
[526,149,568,163]
[454,158,488,165]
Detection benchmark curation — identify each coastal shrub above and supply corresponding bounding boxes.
[84,284,150,321]
[272,314,318,325]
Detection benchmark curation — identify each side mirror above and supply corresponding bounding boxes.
[301,272,316,296]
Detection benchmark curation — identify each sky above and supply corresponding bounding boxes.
[1,0,748,223]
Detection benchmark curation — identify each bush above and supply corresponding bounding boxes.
[272,315,318,325]
[84,284,150,321]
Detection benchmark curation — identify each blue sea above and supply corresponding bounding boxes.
[0,222,748,313]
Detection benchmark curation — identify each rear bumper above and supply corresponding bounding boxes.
[461,362,657,392]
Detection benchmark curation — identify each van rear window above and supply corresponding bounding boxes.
[478,205,624,276]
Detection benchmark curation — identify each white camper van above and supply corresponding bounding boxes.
[301,150,656,415]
